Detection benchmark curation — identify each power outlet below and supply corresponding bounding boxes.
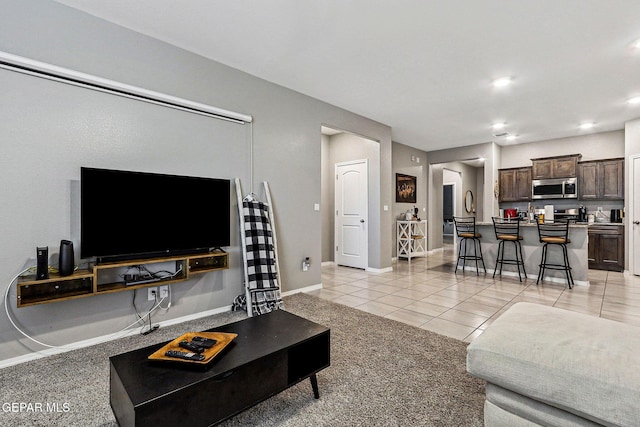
[159,285,169,299]
[147,287,158,301]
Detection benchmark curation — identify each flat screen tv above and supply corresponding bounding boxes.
[81,167,230,262]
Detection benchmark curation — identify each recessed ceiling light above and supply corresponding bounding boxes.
[627,96,640,105]
[492,77,512,88]
[579,122,595,130]
[505,135,517,142]
[492,122,506,130]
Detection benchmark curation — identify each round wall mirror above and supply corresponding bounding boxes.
[464,190,474,213]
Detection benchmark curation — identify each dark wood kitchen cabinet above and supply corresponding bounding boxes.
[499,167,532,202]
[531,154,581,179]
[578,158,624,200]
[588,225,624,272]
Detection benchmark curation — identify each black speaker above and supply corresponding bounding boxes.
[59,240,74,276]
[36,246,49,280]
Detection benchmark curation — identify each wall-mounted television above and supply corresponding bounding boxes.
[81,167,230,262]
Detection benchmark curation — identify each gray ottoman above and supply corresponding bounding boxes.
[467,302,640,426]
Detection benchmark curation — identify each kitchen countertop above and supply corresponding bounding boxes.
[476,221,624,227]
[579,222,625,227]
[477,221,587,228]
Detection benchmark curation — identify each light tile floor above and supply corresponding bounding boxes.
[307,244,640,342]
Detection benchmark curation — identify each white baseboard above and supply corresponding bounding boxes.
[0,305,233,369]
[321,260,392,274]
[366,266,393,273]
[281,283,322,296]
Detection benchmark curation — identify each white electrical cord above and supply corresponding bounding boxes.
[158,285,172,310]
[3,266,167,350]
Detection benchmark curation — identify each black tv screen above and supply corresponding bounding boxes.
[81,167,230,261]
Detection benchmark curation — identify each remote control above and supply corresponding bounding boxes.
[165,350,205,361]
[179,340,205,353]
[191,336,217,348]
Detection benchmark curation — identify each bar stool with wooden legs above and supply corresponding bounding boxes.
[536,219,574,289]
[492,216,526,282]
[453,216,486,275]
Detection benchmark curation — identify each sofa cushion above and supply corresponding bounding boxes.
[485,383,601,427]
[467,302,640,427]
[484,400,542,427]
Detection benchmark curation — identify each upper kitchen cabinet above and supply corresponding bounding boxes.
[531,154,581,179]
[578,158,624,200]
[499,167,532,202]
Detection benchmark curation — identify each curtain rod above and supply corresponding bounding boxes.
[0,51,253,125]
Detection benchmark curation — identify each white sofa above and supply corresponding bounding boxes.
[467,302,640,426]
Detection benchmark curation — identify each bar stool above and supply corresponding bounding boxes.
[453,216,486,275]
[492,217,526,282]
[536,219,574,288]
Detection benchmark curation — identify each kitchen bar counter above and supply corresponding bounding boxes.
[463,221,589,285]
[476,221,588,228]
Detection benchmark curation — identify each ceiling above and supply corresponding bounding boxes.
[53,0,640,152]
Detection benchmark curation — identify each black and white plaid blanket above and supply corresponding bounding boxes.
[242,199,284,315]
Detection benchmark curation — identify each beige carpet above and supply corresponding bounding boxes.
[0,293,485,426]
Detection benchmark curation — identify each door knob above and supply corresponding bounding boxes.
[360,219,365,223]
[634,220,640,225]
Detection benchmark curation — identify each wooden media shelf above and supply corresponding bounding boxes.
[16,251,228,308]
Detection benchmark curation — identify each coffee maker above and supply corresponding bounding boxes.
[578,206,587,223]
[610,209,623,223]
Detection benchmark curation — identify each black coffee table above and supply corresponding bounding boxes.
[110,309,330,427]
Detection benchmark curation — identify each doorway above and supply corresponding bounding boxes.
[321,127,379,270]
[335,159,368,269]
[443,183,455,244]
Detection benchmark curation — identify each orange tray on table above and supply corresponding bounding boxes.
[148,331,238,366]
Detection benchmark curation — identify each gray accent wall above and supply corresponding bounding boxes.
[0,0,392,363]
[500,130,624,169]
[392,142,428,258]
[321,134,332,263]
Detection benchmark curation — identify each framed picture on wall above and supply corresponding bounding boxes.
[396,173,416,203]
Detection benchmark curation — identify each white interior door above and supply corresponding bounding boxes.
[335,160,368,269]
[632,155,640,275]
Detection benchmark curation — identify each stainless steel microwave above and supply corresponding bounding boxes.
[531,177,577,199]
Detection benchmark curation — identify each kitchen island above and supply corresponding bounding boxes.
[458,221,589,285]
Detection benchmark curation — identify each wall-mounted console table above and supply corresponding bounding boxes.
[16,252,228,308]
